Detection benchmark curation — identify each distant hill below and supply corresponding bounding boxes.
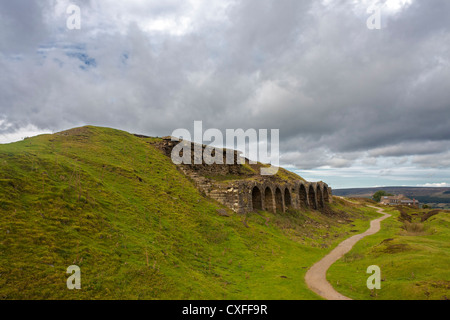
[334,187,450,208]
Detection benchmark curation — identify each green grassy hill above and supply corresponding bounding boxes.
[0,126,380,299]
[328,205,450,300]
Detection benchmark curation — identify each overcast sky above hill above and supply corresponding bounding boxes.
[1,0,450,188]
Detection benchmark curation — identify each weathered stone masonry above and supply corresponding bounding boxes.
[239,180,332,214]
[156,137,333,214]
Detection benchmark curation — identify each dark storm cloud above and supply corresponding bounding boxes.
[0,0,49,53]
[0,0,449,175]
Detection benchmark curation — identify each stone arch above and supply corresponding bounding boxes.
[251,186,262,211]
[275,187,283,212]
[264,187,275,213]
[323,185,330,203]
[317,185,324,209]
[308,184,317,210]
[299,183,308,208]
[284,187,292,210]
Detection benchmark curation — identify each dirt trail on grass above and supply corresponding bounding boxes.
[305,206,391,300]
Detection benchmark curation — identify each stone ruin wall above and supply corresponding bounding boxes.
[156,137,333,214]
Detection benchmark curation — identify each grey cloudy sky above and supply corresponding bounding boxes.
[1,0,449,188]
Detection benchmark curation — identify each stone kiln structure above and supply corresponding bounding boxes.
[156,137,332,214]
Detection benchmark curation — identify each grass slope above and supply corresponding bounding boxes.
[0,126,379,299]
[327,205,450,300]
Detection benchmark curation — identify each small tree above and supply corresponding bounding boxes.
[372,190,393,202]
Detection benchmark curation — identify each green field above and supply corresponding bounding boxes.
[0,126,382,300]
[327,205,450,300]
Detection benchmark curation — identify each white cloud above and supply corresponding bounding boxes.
[0,124,51,144]
[384,0,413,13]
[418,182,450,187]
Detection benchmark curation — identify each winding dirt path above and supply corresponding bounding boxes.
[305,206,391,300]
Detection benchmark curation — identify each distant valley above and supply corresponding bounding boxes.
[333,187,450,209]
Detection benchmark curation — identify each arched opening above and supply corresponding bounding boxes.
[264,187,275,213]
[299,184,307,208]
[284,188,292,210]
[275,188,283,213]
[317,185,324,209]
[251,186,262,211]
[308,185,317,210]
[323,187,330,203]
